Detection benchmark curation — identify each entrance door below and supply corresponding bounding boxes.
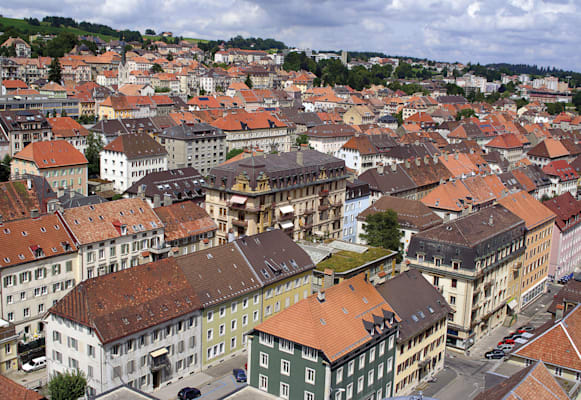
[152,371,160,389]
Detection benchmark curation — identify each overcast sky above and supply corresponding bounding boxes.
[2,0,579,71]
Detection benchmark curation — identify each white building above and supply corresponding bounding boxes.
[100,132,168,193]
[57,198,167,281]
[45,259,203,396]
[0,214,79,339]
[305,124,356,155]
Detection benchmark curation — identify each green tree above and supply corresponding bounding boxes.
[48,57,62,83]
[295,134,309,146]
[244,74,253,89]
[546,102,565,115]
[150,63,164,74]
[226,148,244,160]
[394,111,403,126]
[360,210,403,262]
[572,91,581,112]
[48,370,87,400]
[0,155,12,182]
[395,62,413,79]
[515,98,529,109]
[167,53,174,61]
[85,132,103,178]
[456,108,476,120]
[145,29,156,35]
[445,83,465,96]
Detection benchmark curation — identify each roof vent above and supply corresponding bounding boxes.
[317,291,325,303]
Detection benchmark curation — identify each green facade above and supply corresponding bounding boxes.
[249,329,397,400]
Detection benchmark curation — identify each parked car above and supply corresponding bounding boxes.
[178,387,201,400]
[498,339,515,346]
[233,368,247,382]
[517,326,534,333]
[21,356,46,372]
[497,343,514,352]
[485,349,505,359]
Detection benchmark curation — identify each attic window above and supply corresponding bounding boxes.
[3,228,9,234]
[418,311,425,319]
[40,227,46,233]
[119,211,124,216]
[207,253,213,259]
[411,314,419,322]
[122,318,129,325]
[54,225,60,230]
[3,257,9,263]
[342,307,348,314]
[21,231,28,236]
[362,296,368,304]
[99,216,104,220]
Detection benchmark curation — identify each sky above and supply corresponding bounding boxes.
[2,0,580,71]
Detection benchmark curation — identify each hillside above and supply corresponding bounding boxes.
[0,16,118,41]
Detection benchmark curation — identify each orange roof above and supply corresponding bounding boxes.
[486,133,524,149]
[255,275,399,362]
[14,140,88,168]
[47,117,89,138]
[154,201,217,241]
[2,79,28,89]
[40,82,66,92]
[228,82,250,91]
[188,96,222,109]
[212,110,286,131]
[0,374,45,400]
[498,191,555,230]
[482,174,509,199]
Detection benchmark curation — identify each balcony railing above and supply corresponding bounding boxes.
[319,189,329,197]
[278,213,295,221]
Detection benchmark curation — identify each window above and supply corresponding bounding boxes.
[348,360,354,376]
[231,319,237,331]
[357,376,364,393]
[387,357,393,373]
[555,367,563,376]
[302,346,317,361]
[219,306,226,317]
[368,370,374,386]
[389,335,394,350]
[259,332,274,347]
[207,329,213,341]
[87,345,95,358]
[23,308,30,318]
[219,324,225,336]
[281,359,290,376]
[231,337,236,349]
[386,382,392,397]
[53,331,62,344]
[280,339,294,354]
[207,311,213,322]
[242,314,248,326]
[231,301,237,313]
[346,383,354,400]
[260,352,269,368]
[379,341,385,356]
[369,347,376,362]
[280,382,290,399]
[243,298,248,309]
[359,354,365,369]
[254,294,260,304]
[378,362,384,379]
[259,374,268,391]
[304,391,315,400]
[68,357,78,369]
[6,295,12,305]
[450,296,456,305]
[305,367,315,384]
[451,279,457,288]
[336,366,343,383]
[253,310,260,322]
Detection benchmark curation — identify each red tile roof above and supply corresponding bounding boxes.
[498,191,556,230]
[2,79,28,89]
[14,140,88,169]
[211,110,286,131]
[542,160,578,182]
[486,133,524,149]
[543,192,581,232]
[47,117,89,138]
[154,201,217,242]
[0,374,45,400]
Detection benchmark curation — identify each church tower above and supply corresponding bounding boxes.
[117,45,130,87]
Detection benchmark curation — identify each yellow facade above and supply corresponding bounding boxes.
[519,221,553,308]
[262,272,312,319]
[97,105,134,120]
[11,159,88,196]
[0,327,18,374]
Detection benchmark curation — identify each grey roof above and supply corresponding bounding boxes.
[358,166,417,195]
[305,123,356,138]
[383,143,440,161]
[124,167,205,203]
[375,269,452,342]
[357,195,442,231]
[436,95,468,104]
[58,190,108,209]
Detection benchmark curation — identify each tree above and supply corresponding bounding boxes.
[85,132,103,178]
[394,111,403,126]
[546,102,565,115]
[445,83,465,96]
[0,154,11,182]
[226,148,244,160]
[150,63,164,74]
[167,53,173,61]
[515,98,529,109]
[48,370,87,400]
[456,108,476,120]
[48,57,62,83]
[295,134,309,146]
[244,74,253,89]
[360,210,403,262]
[145,29,156,35]
[572,91,581,112]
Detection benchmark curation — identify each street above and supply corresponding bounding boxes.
[411,283,558,400]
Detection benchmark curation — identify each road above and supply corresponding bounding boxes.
[411,283,558,400]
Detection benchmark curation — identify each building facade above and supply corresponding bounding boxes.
[0,110,53,157]
[343,180,370,243]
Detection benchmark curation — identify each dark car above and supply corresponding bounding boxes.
[233,368,247,382]
[485,349,505,359]
[517,326,534,333]
[178,387,201,400]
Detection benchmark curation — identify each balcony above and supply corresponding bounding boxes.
[150,349,170,372]
[303,208,314,215]
[278,212,295,221]
[232,219,248,228]
[148,242,171,255]
[319,189,329,197]
[319,204,330,212]
[330,200,343,208]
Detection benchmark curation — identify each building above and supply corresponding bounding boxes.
[484,134,525,164]
[100,132,168,193]
[0,176,57,221]
[343,179,370,243]
[305,124,356,155]
[1,37,31,58]
[204,150,348,244]
[336,134,398,176]
[11,140,89,195]
[47,116,90,154]
[542,160,578,198]
[527,138,570,167]
[0,320,19,373]
[406,205,526,349]
[124,168,205,208]
[211,110,290,153]
[498,191,556,310]
[0,214,78,338]
[248,274,399,400]
[46,258,203,396]
[357,196,443,259]
[0,110,53,157]
[157,123,226,174]
[375,269,451,396]
[473,361,570,400]
[343,105,375,125]
[543,193,581,282]
[154,201,217,256]
[57,198,166,281]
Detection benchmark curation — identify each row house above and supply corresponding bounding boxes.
[336,134,398,175]
[204,149,348,243]
[0,320,19,373]
[47,116,90,154]
[60,58,91,83]
[484,133,526,164]
[11,58,49,83]
[0,214,78,339]
[46,229,313,397]
[342,179,371,243]
[305,124,357,155]
[0,110,53,157]
[406,205,527,350]
[526,138,571,167]
[542,160,579,198]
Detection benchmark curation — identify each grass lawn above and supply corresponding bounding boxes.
[316,247,394,273]
[0,17,118,42]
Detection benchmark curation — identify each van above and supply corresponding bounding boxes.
[22,356,46,372]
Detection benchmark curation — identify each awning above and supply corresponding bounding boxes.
[150,348,169,358]
[279,205,294,214]
[507,299,518,310]
[230,195,247,205]
[280,221,294,230]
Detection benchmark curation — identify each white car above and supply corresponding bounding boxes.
[22,356,46,372]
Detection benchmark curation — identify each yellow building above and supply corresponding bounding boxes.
[11,140,89,196]
[262,271,312,319]
[498,191,556,310]
[97,94,135,120]
[0,321,18,373]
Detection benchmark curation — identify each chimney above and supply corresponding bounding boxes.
[405,159,410,168]
[556,304,564,320]
[27,178,32,190]
[317,290,326,303]
[415,158,420,166]
[138,184,146,198]
[163,193,173,207]
[323,269,334,289]
[424,155,430,165]
[433,154,438,164]
[377,163,384,175]
[69,189,75,199]
[489,214,494,226]
[30,209,39,219]
[444,153,448,161]
[297,151,303,166]
[153,194,161,208]
[391,163,397,172]
[454,151,459,160]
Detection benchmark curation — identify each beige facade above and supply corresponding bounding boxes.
[12,158,88,196]
[0,322,18,373]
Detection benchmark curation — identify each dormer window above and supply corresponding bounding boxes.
[417,254,425,263]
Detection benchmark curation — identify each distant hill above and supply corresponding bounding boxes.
[0,16,118,42]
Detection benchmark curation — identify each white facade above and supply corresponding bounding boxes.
[225,127,291,153]
[308,136,352,155]
[46,311,203,396]
[100,150,168,193]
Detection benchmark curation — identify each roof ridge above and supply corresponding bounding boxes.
[527,364,567,400]
[501,362,538,400]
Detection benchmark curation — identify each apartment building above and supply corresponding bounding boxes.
[248,275,398,400]
[100,132,168,193]
[204,149,348,244]
[305,124,356,155]
[0,320,18,373]
[0,110,53,156]
[376,269,451,396]
[157,123,226,175]
[0,214,78,338]
[11,140,89,195]
[57,198,166,281]
[498,191,556,310]
[343,179,370,243]
[406,205,526,349]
